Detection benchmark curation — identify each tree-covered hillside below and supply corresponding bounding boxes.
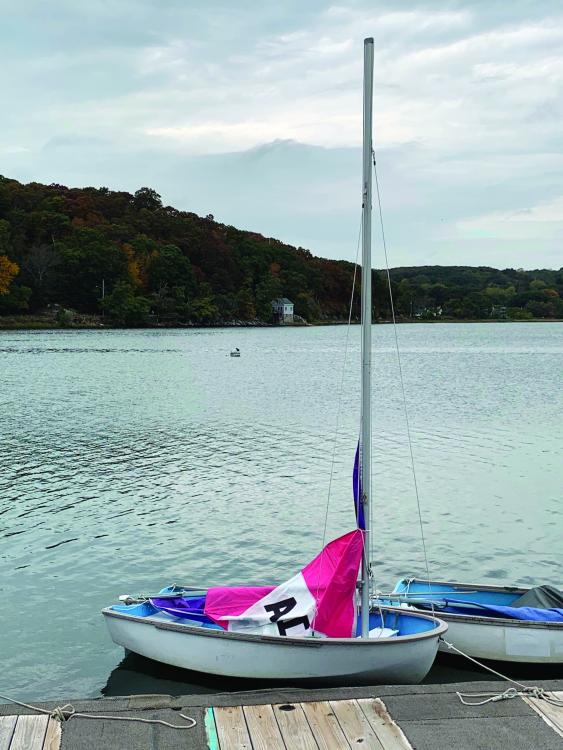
[0,176,561,325]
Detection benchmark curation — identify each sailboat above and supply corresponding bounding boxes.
[102,38,447,685]
[377,578,563,665]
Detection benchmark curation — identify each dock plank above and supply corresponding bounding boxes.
[41,718,61,750]
[214,705,252,750]
[243,704,285,750]
[0,717,17,750]
[330,700,385,749]
[358,698,413,749]
[523,691,563,738]
[274,703,319,750]
[301,701,351,750]
[9,715,48,750]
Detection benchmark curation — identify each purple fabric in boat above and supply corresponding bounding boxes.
[150,595,212,622]
[445,599,563,622]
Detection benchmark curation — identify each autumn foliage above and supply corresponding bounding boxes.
[0,175,561,325]
[0,255,19,295]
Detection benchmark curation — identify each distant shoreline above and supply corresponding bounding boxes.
[1,316,561,331]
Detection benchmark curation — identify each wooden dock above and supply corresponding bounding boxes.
[0,715,60,750]
[208,698,411,749]
[1,682,562,749]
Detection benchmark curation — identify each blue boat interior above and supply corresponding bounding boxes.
[386,579,563,623]
[109,585,442,636]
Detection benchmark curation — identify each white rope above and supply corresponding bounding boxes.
[371,152,434,613]
[0,692,197,729]
[440,639,563,708]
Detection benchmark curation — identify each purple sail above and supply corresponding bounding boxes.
[150,595,211,622]
[353,442,365,530]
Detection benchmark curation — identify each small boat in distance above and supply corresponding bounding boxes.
[230,348,240,357]
[102,38,447,686]
[377,578,563,664]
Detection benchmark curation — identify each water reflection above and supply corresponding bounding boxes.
[101,649,563,697]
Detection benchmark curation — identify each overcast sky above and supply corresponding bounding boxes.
[1,0,562,268]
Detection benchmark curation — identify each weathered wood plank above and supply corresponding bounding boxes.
[523,691,563,738]
[243,704,286,750]
[274,703,319,750]
[0,716,17,750]
[214,705,252,750]
[9,715,49,750]
[330,700,385,749]
[301,701,351,750]
[41,718,61,750]
[357,698,413,750]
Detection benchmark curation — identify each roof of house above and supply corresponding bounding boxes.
[271,298,293,306]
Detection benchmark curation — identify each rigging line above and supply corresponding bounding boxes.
[371,151,434,606]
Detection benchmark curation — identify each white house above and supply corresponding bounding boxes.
[271,297,294,323]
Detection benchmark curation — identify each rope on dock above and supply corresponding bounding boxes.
[0,692,197,729]
[440,638,563,708]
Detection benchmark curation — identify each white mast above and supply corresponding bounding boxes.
[360,37,374,639]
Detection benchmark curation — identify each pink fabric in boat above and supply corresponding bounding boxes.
[204,585,274,620]
[302,528,363,637]
[204,529,363,637]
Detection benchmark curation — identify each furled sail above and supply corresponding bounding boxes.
[353,442,365,530]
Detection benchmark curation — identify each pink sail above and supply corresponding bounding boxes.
[204,529,364,638]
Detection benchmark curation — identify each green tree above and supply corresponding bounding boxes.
[255,274,282,320]
[55,228,129,311]
[192,283,218,323]
[147,245,195,293]
[133,187,162,211]
[101,282,151,325]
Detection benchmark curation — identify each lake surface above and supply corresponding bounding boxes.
[1,322,562,700]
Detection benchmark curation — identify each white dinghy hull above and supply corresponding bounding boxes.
[382,579,563,664]
[436,613,563,664]
[103,607,447,685]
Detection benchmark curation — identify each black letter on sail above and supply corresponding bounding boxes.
[265,598,310,636]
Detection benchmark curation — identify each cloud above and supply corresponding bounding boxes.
[1,0,562,267]
[458,196,563,239]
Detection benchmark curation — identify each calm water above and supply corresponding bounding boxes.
[1,322,562,701]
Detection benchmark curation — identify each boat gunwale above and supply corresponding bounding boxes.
[102,605,448,645]
[408,608,563,629]
[395,577,530,595]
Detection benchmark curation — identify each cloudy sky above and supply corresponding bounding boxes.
[1,0,562,268]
